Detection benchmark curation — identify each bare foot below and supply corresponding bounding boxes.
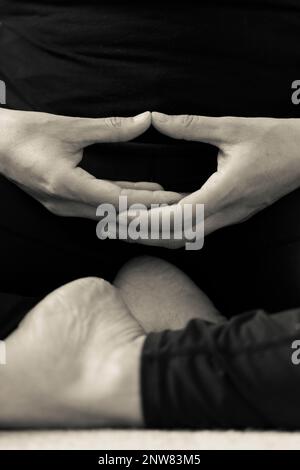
[0,277,145,427]
[115,256,225,333]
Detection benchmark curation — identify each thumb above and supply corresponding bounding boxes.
[152,112,239,146]
[180,169,235,224]
[64,111,151,146]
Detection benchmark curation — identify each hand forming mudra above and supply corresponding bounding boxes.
[123,112,300,248]
[0,108,181,219]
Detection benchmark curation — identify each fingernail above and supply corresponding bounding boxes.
[152,111,169,122]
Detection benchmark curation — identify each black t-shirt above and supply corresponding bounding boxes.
[0,2,299,109]
[1,0,299,117]
[1,1,300,189]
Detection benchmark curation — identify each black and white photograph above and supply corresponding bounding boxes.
[1,0,300,461]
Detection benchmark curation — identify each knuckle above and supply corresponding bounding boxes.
[181,114,199,128]
[180,115,201,140]
[40,173,64,197]
[105,116,123,129]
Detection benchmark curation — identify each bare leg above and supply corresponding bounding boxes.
[114,256,226,333]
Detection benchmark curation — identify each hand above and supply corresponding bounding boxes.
[0,278,145,427]
[0,108,181,219]
[121,112,300,248]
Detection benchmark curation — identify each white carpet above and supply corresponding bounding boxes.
[0,429,299,450]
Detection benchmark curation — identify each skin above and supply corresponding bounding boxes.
[1,109,300,425]
[115,256,225,331]
[0,277,145,427]
[0,256,220,427]
[0,108,181,219]
[122,112,300,248]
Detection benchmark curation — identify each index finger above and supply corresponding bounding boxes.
[63,168,182,209]
[152,112,240,146]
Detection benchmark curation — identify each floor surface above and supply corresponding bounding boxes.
[0,429,299,450]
